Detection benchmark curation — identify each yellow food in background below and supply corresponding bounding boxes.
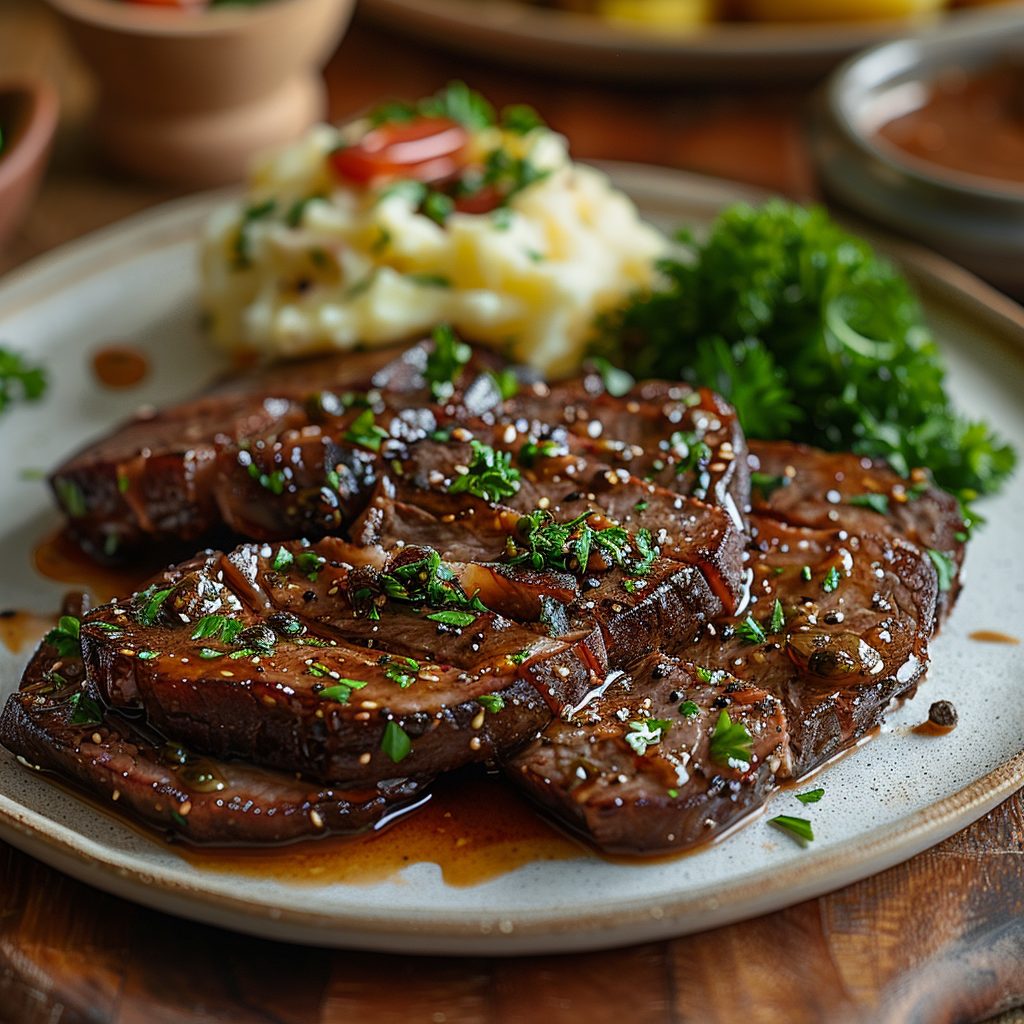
[596,0,716,28]
[201,121,666,377]
[739,0,949,18]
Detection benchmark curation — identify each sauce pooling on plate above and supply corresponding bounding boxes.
[874,63,1024,188]
[91,344,149,389]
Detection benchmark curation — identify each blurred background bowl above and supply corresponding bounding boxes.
[0,78,59,249]
[44,0,354,188]
[810,8,1024,297]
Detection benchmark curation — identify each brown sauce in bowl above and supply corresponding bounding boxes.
[874,64,1024,189]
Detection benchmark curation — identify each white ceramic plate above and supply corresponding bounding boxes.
[360,0,1022,81]
[0,165,1022,955]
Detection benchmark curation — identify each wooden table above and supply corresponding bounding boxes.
[1,5,1022,1023]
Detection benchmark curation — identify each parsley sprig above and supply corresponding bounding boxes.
[0,347,47,416]
[425,324,470,402]
[708,709,754,770]
[596,200,1016,507]
[448,441,521,503]
[379,548,486,615]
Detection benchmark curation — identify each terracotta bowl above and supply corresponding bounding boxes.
[44,0,355,188]
[0,79,59,250]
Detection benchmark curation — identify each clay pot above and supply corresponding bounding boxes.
[45,0,354,187]
[0,79,59,249]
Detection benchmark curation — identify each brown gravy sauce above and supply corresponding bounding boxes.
[91,344,149,390]
[912,720,956,737]
[874,64,1024,188]
[176,773,583,887]
[34,529,154,604]
[968,629,1019,645]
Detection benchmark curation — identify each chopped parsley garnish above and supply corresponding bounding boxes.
[795,787,825,804]
[750,471,787,497]
[383,657,420,688]
[379,547,486,614]
[0,347,47,416]
[708,709,753,770]
[926,548,956,593]
[344,408,389,452]
[295,550,325,580]
[246,460,286,495]
[501,103,544,135]
[595,199,1016,507]
[55,478,87,518]
[271,547,294,572]
[634,500,649,513]
[769,815,814,844]
[134,586,173,627]
[44,616,81,658]
[285,194,322,229]
[68,692,103,727]
[426,610,478,628]
[488,368,519,400]
[137,650,158,661]
[848,492,890,515]
[625,718,672,756]
[822,566,841,594]
[424,324,471,402]
[735,614,767,645]
[478,694,505,713]
[800,565,813,582]
[381,720,412,763]
[589,356,634,398]
[679,700,700,719]
[448,440,521,503]
[508,648,531,665]
[769,598,785,634]
[233,198,276,269]
[518,438,565,467]
[422,191,454,226]
[319,678,368,704]
[190,615,242,645]
[505,508,657,577]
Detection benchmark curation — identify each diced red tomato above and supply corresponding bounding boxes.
[453,184,504,215]
[330,117,470,186]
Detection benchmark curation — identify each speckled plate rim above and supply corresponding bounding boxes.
[0,164,1021,955]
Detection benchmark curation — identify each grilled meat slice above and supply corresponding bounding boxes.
[694,514,938,775]
[79,539,607,785]
[748,440,966,624]
[0,640,428,845]
[504,652,790,855]
[50,342,505,561]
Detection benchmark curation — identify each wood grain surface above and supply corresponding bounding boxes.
[0,3,1022,1022]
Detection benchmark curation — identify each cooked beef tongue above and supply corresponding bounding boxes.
[50,341,505,562]
[503,652,791,856]
[79,539,607,785]
[693,513,938,775]
[0,640,428,845]
[747,440,966,625]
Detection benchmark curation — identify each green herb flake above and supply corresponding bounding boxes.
[43,615,81,658]
[709,709,754,770]
[769,814,814,844]
[425,324,471,402]
[625,718,672,756]
[822,566,841,594]
[478,694,505,714]
[381,720,413,763]
[488,368,519,400]
[0,346,48,416]
[426,610,478,628]
[508,648,531,666]
[589,356,634,398]
[926,548,956,592]
[848,492,890,515]
[795,787,825,804]
[135,587,173,627]
[801,565,813,582]
[750,471,787,497]
[769,598,785,634]
[271,547,294,572]
[448,440,521,503]
[137,650,158,661]
[55,478,87,518]
[319,678,369,704]
[501,103,545,135]
[68,692,103,727]
[678,700,700,719]
[735,614,767,645]
[344,407,390,452]
[190,615,243,645]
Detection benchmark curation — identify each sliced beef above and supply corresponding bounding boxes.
[504,652,791,855]
[694,513,938,774]
[51,342,505,561]
[79,539,607,785]
[748,440,966,623]
[0,641,428,845]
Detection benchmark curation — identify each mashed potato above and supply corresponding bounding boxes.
[200,91,666,377]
